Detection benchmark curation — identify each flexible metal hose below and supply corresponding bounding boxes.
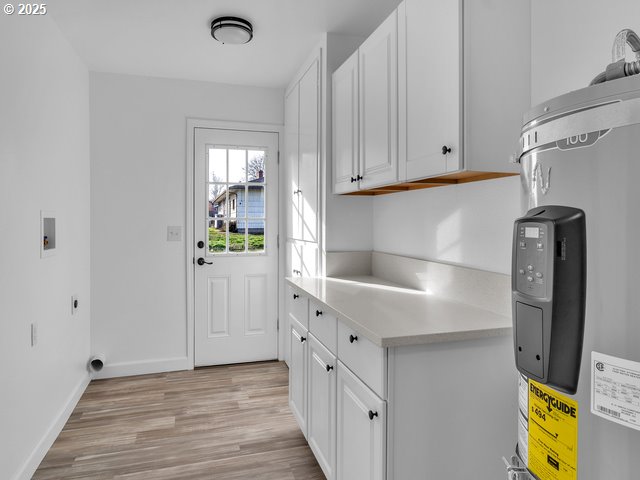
[590,28,640,85]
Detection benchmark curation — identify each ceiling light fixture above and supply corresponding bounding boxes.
[210,16,253,45]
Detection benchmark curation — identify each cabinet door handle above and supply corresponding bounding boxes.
[293,294,299,299]
[349,334,358,344]
[325,364,334,372]
[357,174,363,181]
[350,176,356,183]
[300,336,306,343]
[315,310,323,317]
[441,145,452,155]
[368,410,378,420]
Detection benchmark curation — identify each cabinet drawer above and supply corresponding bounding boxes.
[309,300,337,354]
[287,285,309,329]
[337,321,387,399]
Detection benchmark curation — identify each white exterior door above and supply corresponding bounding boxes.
[194,128,279,366]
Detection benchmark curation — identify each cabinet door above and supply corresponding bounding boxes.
[359,9,398,189]
[332,51,359,194]
[308,335,337,479]
[298,59,320,243]
[289,319,308,436]
[301,242,318,278]
[285,84,301,240]
[399,0,460,181]
[286,240,303,278]
[336,362,386,480]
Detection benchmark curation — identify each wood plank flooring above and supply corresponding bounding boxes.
[34,361,324,480]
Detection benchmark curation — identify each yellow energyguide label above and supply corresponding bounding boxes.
[528,380,578,480]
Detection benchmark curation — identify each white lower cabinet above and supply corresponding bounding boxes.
[289,318,308,436]
[336,361,386,480]
[307,334,337,479]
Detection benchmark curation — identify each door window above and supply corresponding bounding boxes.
[207,147,267,254]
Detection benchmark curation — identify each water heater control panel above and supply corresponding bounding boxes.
[512,206,586,394]
[515,222,550,299]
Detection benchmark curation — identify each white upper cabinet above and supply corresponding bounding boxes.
[286,55,320,243]
[398,0,461,181]
[332,0,530,195]
[358,9,398,190]
[332,52,359,194]
[298,59,320,243]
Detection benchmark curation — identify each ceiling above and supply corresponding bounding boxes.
[50,0,401,89]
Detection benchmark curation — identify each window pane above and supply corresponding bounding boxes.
[208,148,227,182]
[228,218,246,252]
[228,149,246,183]
[247,150,266,182]
[247,186,265,218]
[209,184,227,218]
[208,219,227,253]
[248,220,265,252]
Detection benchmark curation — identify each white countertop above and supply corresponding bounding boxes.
[286,275,512,348]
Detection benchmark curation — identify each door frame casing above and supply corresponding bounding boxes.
[186,118,284,369]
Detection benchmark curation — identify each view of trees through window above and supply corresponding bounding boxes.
[207,148,266,254]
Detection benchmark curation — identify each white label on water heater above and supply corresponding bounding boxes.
[591,351,640,431]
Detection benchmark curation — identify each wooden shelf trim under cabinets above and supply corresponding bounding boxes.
[344,171,518,196]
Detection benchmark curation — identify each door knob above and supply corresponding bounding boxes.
[442,145,452,155]
[293,294,299,299]
[326,364,334,372]
[197,241,205,249]
[300,336,306,343]
[316,310,323,317]
[197,257,213,266]
[357,175,363,181]
[349,334,358,343]
[368,410,378,420]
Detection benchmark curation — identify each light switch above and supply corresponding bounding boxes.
[167,226,182,242]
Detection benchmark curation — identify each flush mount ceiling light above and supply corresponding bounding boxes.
[210,16,253,45]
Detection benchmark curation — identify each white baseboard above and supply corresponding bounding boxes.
[92,356,191,379]
[14,374,90,480]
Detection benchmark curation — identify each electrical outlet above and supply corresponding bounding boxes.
[167,226,182,242]
[31,323,38,347]
[71,295,79,315]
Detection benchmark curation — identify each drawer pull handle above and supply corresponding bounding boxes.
[300,336,306,343]
[349,334,358,344]
[368,410,378,420]
[315,310,323,317]
[325,364,334,372]
[293,294,299,299]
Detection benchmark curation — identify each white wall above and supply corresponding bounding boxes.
[0,15,91,480]
[531,0,640,105]
[90,73,283,376]
[372,177,521,274]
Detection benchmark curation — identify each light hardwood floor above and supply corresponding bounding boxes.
[34,361,324,479]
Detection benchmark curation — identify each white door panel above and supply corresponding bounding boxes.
[194,128,279,366]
